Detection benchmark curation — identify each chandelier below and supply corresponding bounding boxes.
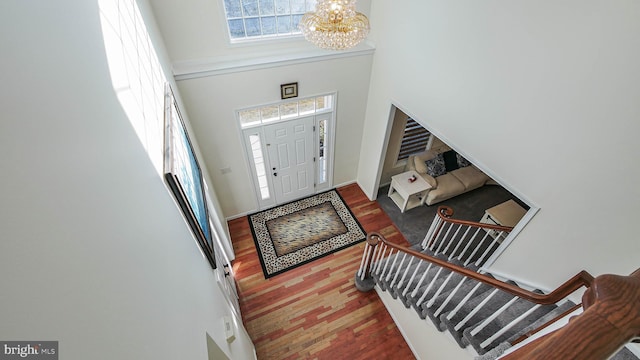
[299,0,370,50]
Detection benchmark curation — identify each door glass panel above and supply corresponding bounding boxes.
[318,118,327,184]
[249,134,270,200]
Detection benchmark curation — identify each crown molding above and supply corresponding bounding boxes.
[172,41,375,81]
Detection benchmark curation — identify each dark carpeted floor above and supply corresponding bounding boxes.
[376,184,527,246]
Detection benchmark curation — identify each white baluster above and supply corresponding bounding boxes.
[435,223,455,254]
[447,281,484,321]
[389,253,408,286]
[434,277,467,317]
[449,226,471,261]
[469,296,520,336]
[426,271,455,308]
[441,224,463,256]
[464,231,492,267]
[422,217,442,249]
[410,263,434,297]
[402,259,426,297]
[480,304,542,349]
[416,267,444,307]
[458,227,482,263]
[454,288,501,331]
[380,249,395,278]
[396,256,416,289]
[474,234,502,266]
[373,245,388,274]
[357,243,369,279]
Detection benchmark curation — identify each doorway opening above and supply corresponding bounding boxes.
[376,105,538,267]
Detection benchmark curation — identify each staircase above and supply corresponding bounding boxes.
[355,206,639,360]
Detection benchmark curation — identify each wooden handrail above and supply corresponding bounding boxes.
[363,232,640,359]
[500,268,640,360]
[366,232,594,305]
[436,205,514,232]
[426,205,514,249]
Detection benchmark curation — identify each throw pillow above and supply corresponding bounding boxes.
[414,156,428,174]
[425,153,446,177]
[414,150,437,173]
[442,150,459,172]
[456,153,471,168]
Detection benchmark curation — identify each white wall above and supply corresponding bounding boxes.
[174,57,372,216]
[359,1,640,288]
[148,0,372,63]
[0,1,255,359]
[380,108,411,185]
[147,0,374,217]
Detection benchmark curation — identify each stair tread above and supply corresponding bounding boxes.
[463,293,558,355]
[367,237,631,358]
[424,271,492,330]
[505,300,576,345]
[611,347,640,360]
[474,337,639,360]
[439,285,518,347]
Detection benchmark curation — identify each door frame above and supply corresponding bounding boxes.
[240,98,336,211]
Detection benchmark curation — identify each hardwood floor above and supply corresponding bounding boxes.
[228,183,416,360]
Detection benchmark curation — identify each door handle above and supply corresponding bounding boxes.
[273,172,278,176]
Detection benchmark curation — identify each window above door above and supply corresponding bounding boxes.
[222,0,317,43]
[238,93,334,129]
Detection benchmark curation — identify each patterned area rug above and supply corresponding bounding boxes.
[248,190,366,278]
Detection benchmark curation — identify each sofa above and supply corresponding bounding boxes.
[406,149,490,206]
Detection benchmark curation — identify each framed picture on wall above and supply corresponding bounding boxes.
[163,83,216,269]
[280,82,298,99]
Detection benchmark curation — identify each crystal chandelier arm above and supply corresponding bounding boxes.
[299,0,370,50]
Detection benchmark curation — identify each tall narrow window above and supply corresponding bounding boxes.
[249,134,270,200]
[317,118,327,184]
[99,0,167,174]
[397,118,431,161]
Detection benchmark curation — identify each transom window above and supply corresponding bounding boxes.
[222,0,317,41]
[238,94,334,128]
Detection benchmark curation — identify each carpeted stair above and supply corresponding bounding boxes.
[367,201,639,360]
[370,244,639,359]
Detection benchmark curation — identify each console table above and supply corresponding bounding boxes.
[388,171,432,213]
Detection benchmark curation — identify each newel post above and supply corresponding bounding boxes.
[354,233,382,292]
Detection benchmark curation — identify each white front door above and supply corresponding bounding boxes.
[264,117,315,204]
